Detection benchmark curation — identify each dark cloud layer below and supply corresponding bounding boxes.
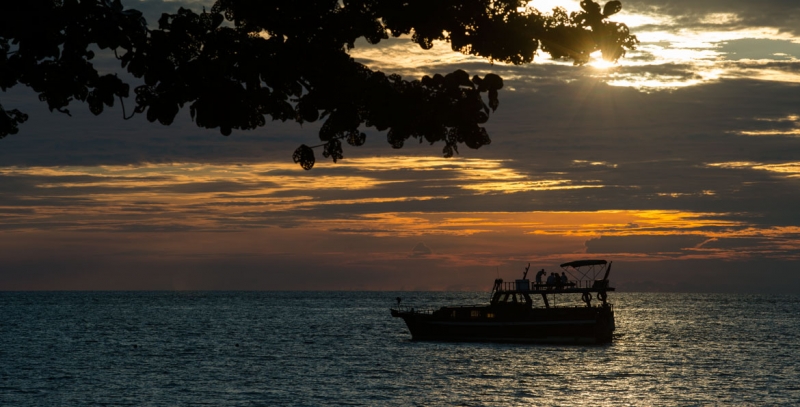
[626,0,800,35]
[585,235,709,254]
[3,77,800,230]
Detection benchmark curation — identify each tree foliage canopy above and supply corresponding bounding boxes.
[1,0,637,169]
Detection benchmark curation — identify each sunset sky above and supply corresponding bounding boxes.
[2,0,800,292]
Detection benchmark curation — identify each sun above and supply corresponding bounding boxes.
[589,58,617,70]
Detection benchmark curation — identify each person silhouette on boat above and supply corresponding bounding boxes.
[555,272,564,289]
[535,269,546,286]
[546,272,555,289]
[561,272,569,286]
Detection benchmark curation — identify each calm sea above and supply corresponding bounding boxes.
[1,292,798,406]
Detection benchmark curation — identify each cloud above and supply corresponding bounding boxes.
[123,0,216,28]
[3,0,800,291]
[329,228,397,234]
[718,38,800,61]
[625,0,800,35]
[585,235,709,254]
[411,242,433,257]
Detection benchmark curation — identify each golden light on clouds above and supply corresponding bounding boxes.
[0,160,747,243]
[572,160,617,168]
[0,157,601,208]
[311,210,743,242]
[461,180,604,194]
[656,191,716,198]
[738,129,800,136]
[730,114,800,135]
[348,37,480,78]
[699,13,742,25]
[3,153,800,268]
[756,114,800,122]
[520,210,741,236]
[708,161,800,177]
[346,0,800,92]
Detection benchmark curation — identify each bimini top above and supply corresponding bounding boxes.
[560,259,607,268]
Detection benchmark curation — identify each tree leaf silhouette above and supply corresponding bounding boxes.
[293,144,315,170]
[1,0,638,167]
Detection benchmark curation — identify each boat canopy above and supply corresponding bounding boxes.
[560,259,607,268]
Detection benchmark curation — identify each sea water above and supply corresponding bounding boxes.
[1,292,798,406]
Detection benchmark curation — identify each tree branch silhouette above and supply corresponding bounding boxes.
[1,0,637,169]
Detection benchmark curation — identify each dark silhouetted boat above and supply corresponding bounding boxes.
[391,260,616,344]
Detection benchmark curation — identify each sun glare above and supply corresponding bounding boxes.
[589,58,616,70]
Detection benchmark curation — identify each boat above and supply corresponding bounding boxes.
[390,260,616,344]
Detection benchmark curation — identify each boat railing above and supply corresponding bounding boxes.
[390,305,435,315]
[499,279,611,292]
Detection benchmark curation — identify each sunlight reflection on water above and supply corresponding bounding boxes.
[1,292,798,405]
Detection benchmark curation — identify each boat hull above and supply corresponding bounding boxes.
[392,306,614,344]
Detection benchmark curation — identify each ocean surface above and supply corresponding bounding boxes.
[1,292,799,406]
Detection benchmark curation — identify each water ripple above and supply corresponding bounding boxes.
[1,292,799,406]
